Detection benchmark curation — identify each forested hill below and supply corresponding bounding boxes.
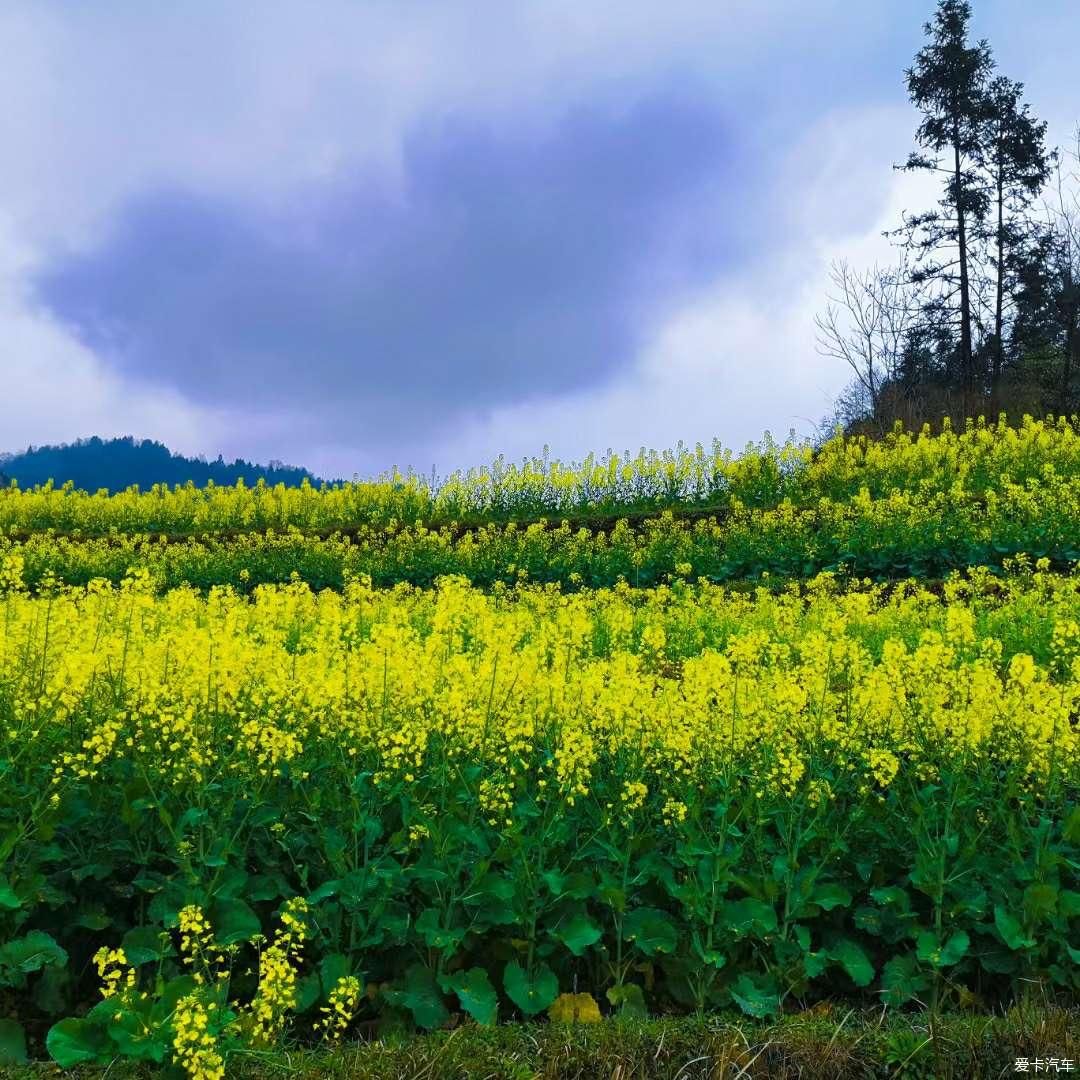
[0,436,321,491]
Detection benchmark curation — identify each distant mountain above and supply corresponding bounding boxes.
[0,436,322,492]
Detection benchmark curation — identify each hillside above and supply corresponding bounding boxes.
[0,435,320,492]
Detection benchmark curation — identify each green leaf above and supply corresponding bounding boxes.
[320,953,353,996]
[939,931,970,967]
[606,983,647,1019]
[729,974,780,1018]
[803,950,830,978]
[0,878,20,911]
[105,1000,168,1064]
[443,967,498,1025]
[46,1018,111,1068]
[622,907,678,956]
[994,905,1035,951]
[881,954,929,1006]
[385,965,448,1030]
[870,886,911,910]
[503,961,559,1016]
[916,929,970,968]
[121,926,173,966]
[75,909,111,931]
[415,908,465,952]
[811,883,852,911]
[33,965,72,1016]
[295,971,322,1014]
[554,913,603,956]
[722,898,777,937]
[0,931,68,974]
[828,938,875,987]
[0,1020,27,1066]
[690,931,727,969]
[155,974,198,1017]
[210,897,261,946]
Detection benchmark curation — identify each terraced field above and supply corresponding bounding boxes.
[1,417,1078,1076]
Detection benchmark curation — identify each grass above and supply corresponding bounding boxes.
[4,1007,1078,1079]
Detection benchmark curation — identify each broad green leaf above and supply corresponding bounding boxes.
[308,879,340,904]
[46,1018,111,1068]
[443,967,498,1025]
[320,953,353,996]
[0,931,68,974]
[385,964,448,1030]
[870,886,911,910]
[881,954,929,1006]
[622,907,678,956]
[994,906,1035,951]
[503,961,558,1016]
[828,938,874,987]
[33,965,72,1016]
[554,913,603,956]
[916,929,969,968]
[106,1002,168,1064]
[155,975,198,1018]
[606,983,647,1019]
[690,931,727,969]
[122,926,173,966]
[811,883,852,911]
[464,873,514,904]
[722,898,777,937]
[415,908,465,951]
[0,878,20,911]
[295,971,322,1014]
[939,931,970,967]
[0,1020,26,1066]
[210,897,260,946]
[75,909,111,931]
[729,974,780,1018]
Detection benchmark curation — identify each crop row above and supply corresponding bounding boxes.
[3,415,1080,536]
[1,572,1078,1065]
[3,469,1080,593]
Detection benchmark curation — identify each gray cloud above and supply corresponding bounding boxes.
[32,92,741,442]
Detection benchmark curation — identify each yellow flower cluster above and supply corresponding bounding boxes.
[245,897,310,1046]
[0,567,1072,824]
[176,905,228,987]
[3,415,1079,536]
[172,995,225,1080]
[93,947,136,999]
[317,976,363,1043]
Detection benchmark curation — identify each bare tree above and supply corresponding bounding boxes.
[815,258,921,417]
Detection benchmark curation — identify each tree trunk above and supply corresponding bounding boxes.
[992,164,1005,414]
[954,123,975,404]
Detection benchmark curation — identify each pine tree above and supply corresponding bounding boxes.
[898,0,995,397]
[979,75,1049,407]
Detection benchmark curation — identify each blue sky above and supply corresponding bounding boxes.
[2,1,1078,479]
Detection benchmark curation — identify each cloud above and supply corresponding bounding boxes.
[2,0,1077,476]
[32,93,743,447]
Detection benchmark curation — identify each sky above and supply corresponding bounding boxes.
[2,1,1078,480]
